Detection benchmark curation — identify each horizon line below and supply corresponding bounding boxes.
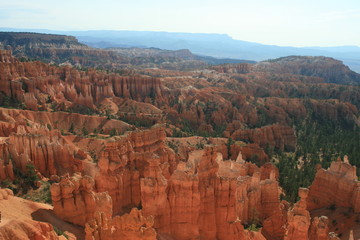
[1,27,360,49]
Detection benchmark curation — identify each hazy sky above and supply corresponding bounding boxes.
[1,0,360,47]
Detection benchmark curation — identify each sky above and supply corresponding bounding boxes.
[1,0,360,47]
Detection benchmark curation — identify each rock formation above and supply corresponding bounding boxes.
[51,174,112,226]
[309,216,332,240]
[0,188,14,200]
[85,208,157,240]
[139,148,283,239]
[0,220,60,240]
[285,188,311,240]
[307,157,360,212]
[254,56,360,85]
[0,188,63,240]
[0,125,86,178]
[211,63,251,73]
[0,50,165,111]
[231,124,296,151]
[0,38,359,240]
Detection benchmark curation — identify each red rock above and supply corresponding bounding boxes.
[309,216,331,240]
[51,174,112,226]
[285,188,311,240]
[239,143,269,165]
[307,158,360,212]
[0,51,165,111]
[0,219,60,240]
[85,208,157,240]
[211,63,251,74]
[231,124,296,151]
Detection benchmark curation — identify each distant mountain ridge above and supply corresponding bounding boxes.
[254,56,360,85]
[0,31,88,50]
[1,28,359,73]
[0,31,253,70]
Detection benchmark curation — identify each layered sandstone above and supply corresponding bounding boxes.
[284,187,343,240]
[0,126,86,178]
[231,124,296,151]
[254,56,360,85]
[0,220,60,240]
[285,188,311,240]
[85,208,157,240]
[95,127,175,215]
[51,174,112,226]
[309,216,332,240]
[0,51,165,111]
[139,148,283,239]
[307,157,360,212]
[211,63,251,73]
[49,132,283,239]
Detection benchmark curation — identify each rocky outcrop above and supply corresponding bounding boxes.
[0,188,14,200]
[0,107,131,137]
[309,216,332,240]
[51,174,112,226]
[0,126,86,177]
[85,208,157,240]
[239,143,269,165]
[231,124,296,151]
[307,157,360,212]
[0,187,84,240]
[139,148,282,239]
[95,127,174,215]
[0,219,60,240]
[0,50,13,63]
[285,187,341,240]
[0,51,165,110]
[254,56,360,85]
[211,63,251,73]
[285,188,311,240]
[50,136,283,239]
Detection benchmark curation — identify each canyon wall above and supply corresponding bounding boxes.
[307,157,360,212]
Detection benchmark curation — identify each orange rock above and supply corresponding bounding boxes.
[307,158,360,212]
[239,143,269,165]
[0,219,60,240]
[231,124,296,151]
[309,216,331,240]
[85,208,156,240]
[211,63,251,74]
[0,51,165,111]
[285,188,311,240]
[51,174,112,226]
[0,188,14,200]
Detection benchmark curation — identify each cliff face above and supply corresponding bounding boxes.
[0,126,85,178]
[0,51,164,111]
[307,157,360,212]
[95,127,174,215]
[285,188,311,240]
[211,63,251,73]
[0,32,88,49]
[85,208,157,240]
[0,33,209,70]
[0,43,359,240]
[140,148,284,239]
[48,129,285,239]
[231,124,296,151]
[284,188,341,240]
[0,32,131,69]
[51,174,113,226]
[254,56,360,85]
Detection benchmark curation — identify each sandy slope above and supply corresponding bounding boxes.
[0,195,84,239]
